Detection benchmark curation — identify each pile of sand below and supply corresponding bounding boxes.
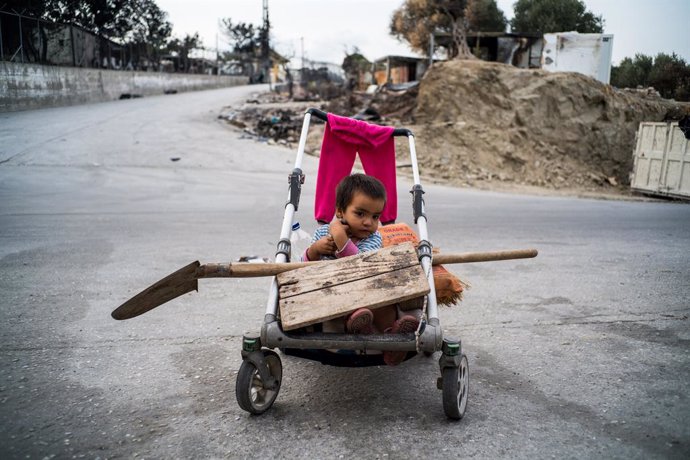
[224,59,688,197]
[407,60,688,191]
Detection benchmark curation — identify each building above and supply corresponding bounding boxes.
[373,31,613,86]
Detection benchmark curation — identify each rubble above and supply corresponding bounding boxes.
[218,96,316,147]
[220,60,690,198]
[409,60,689,194]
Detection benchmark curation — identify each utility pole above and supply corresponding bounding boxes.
[261,0,271,88]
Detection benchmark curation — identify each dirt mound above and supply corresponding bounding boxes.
[412,60,689,190]
[222,61,688,197]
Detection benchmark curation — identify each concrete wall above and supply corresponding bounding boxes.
[0,62,250,112]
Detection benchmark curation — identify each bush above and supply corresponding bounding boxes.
[611,53,690,102]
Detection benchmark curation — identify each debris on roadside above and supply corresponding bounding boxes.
[217,83,420,152]
[219,59,689,198]
[218,96,316,148]
[237,256,269,263]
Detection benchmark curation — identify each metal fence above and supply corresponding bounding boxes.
[0,10,172,71]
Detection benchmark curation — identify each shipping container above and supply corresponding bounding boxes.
[542,32,613,84]
[630,122,690,199]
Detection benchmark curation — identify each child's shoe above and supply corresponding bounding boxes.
[383,315,420,366]
[346,308,375,334]
[391,315,420,334]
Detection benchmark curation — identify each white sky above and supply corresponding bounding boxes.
[156,0,690,66]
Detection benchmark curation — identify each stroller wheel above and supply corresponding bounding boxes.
[236,350,282,415]
[442,354,469,420]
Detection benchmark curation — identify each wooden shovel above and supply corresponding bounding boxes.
[111,248,537,320]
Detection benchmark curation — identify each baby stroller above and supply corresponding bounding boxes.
[236,108,469,420]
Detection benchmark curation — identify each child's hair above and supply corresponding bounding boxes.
[335,173,387,210]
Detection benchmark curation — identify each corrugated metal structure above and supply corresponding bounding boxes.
[631,122,690,199]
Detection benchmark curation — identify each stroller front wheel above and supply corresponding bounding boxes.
[236,349,283,415]
[442,354,469,420]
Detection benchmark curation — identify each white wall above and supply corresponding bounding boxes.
[542,32,614,84]
[0,63,249,112]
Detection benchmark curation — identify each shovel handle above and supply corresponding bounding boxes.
[112,248,538,320]
[197,261,315,278]
[432,248,538,265]
[196,249,538,278]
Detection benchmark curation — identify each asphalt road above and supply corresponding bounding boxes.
[1,85,689,459]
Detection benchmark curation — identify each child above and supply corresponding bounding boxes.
[302,173,384,262]
[301,173,419,365]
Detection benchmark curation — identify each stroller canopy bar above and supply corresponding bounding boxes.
[306,108,413,137]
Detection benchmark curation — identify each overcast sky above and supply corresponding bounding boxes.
[156,0,690,66]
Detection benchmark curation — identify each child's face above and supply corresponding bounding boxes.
[337,191,385,239]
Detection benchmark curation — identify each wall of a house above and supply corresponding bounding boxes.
[0,62,249,112]
[375,65,410,85]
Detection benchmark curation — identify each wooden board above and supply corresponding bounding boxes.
[277,242,430,331]
[277,242,419,298]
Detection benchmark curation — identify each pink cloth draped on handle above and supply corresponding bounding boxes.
[314,113,397,224]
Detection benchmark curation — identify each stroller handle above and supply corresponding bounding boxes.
[306,108,412,137]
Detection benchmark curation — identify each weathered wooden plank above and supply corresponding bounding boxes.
[279,264,430,331]
[277,242,418,299]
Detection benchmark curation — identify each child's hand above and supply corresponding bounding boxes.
[329,218,350,251]
[329,218,349,239]
[310,235,336,258]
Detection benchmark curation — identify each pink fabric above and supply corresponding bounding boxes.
[314,113,397,224]
[301,239,360,260]
[335,239,359,258]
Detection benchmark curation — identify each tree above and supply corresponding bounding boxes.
[167,33,202,72]
[127,0,172,68]
[611,54,653,89]
[3,0,173,68]
[342,48,371,90]
[649,53,690,101]
[391,0,507,59]
[466,0,508,32]
[221,18,260,55]
[128,1,171,44]
[611,53,690,102]
[510,0,604,34]
[47,0,140,40]
[2,0,171,44]
[220,18,262,78]
[1,0,51,17]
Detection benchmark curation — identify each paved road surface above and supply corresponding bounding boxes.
[1,86,689,459]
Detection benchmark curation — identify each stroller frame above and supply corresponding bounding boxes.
[236,108,469,420]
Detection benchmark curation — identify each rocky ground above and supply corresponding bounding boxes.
[220,60,690,200]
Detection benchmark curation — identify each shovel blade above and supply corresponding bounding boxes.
[112,261,200,320]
